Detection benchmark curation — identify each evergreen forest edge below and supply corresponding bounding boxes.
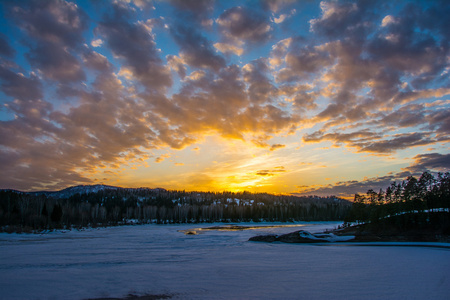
[1,171,449,234]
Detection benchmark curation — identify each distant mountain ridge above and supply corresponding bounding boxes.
[3,184,169,199]
[42,184,121,198]
[2,184,122,199]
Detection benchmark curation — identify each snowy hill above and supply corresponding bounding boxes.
[29,184,122,199]
[56,185,121,198]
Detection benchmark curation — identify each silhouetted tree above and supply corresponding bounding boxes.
[51,204,62,224]
[345,172,450,232]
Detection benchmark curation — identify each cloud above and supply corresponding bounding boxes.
[0,65,160,190]
[269,37,292,66]
[262,0,296,13]
[213,43,244,56]
[0,0,448,193]
[166,54,187,78]
[168,0,225,71]
[51,77,157,161]
[270,144,285,151]
[82,49,112,72]
[401,153,450,176]
[288,0,450,159]
[277,45,333,82]
[0,66,43,101]
[242,58,277,104]
[91,39,103,47]
[392,88,450,105]
[256,167,286,176]
[10,0,88,47]
[0,144,93,191]
[381,15,398,27]
[303,129,437,154]
[309,1,368,38]
[97,2,172,91]
[170,24,226,71]
[356,132,435,154]
[366,6,448,88]
[425,109,450,138]
[295,152,450,198]
[217,6,272,46]
[166,64,297,143]
[272,8,296,24]
[7,0,88,84]
[26,42,86,83]
[273,14,287,24]
[378,104,425,128]
[303,129,380,145]
[155,154,170,163]
[294,175,396,198]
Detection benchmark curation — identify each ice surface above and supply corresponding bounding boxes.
[1,222,449,300]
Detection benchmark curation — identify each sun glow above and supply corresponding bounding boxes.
[1,0,448,198]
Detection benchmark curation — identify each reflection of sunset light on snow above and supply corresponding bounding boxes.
[178,224,307,234]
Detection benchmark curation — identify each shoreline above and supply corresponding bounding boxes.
[331,224,450,243]
[248,223,450,244]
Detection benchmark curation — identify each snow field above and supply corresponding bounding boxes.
[0,222,449,300]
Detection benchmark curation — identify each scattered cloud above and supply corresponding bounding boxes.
[272,8,296,24]
[294,152,450,198]
[401,153,450,176]
[217,6,272,44]
[97,2,172,91]
[381,15,398,27]
[270,144,285,151]
[262,0,296,13]
[155,154,170,163]
[213,43,244,56]
[256,167,286,176]
[91,39,103,47]
[356,132,435,154]
[294,175,396,198]
[0,0,448,193]
[170,24,226,71]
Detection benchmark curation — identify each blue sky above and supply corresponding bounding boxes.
[0,0,449,198]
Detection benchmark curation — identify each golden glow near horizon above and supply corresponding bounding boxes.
[0,1,449,198]
[86,134,422,199]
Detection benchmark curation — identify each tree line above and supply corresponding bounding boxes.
[344,172,450,233]
[0,188,351,232]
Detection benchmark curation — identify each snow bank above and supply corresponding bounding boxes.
[0,222,449,300]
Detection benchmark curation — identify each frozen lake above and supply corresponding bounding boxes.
[1,222,449,300]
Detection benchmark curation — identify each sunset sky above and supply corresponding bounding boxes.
[0,0,449,198]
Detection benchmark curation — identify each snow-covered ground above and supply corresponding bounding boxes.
[1,222,449,300]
